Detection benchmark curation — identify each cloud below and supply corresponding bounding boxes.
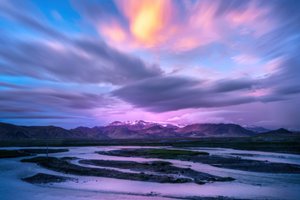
[0,0,163,85]
[0,37,162,85]
[114,0,174,46]
[0,86,117,127]
[113,58,300,112]
[75,0,277,52]
[0,0,299,129]
[0,81,25,89]
[224,1,275,37]
[212,78,256,92]
[166,109,239,125]
[0,1,66,40]
[263,57,300,96]
[73,38,163,83]
[112,76,258,112]
[1,88,109,110]
[232,54,260,65]
[0,115,82,119]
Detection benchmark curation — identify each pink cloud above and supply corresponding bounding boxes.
[96,0,276,53]
[170,1,221,51]
[250,88,272,98]
[100,21,127,43]
[225,2,276,37]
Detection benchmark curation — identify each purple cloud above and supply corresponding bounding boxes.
[0,0,299,129]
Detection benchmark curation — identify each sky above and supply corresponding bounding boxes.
[0,0,300,129]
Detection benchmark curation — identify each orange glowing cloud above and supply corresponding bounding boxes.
[115,0,174,47]
[112,0,222,52]
[97,0,276,52]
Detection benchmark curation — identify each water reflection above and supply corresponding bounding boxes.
[0,146,299,200]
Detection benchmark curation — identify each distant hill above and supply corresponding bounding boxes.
[69,126,108,139]
[177,123,254,137]
[254,128,298,142]
[244,126,270,133]
[257,128,294,137]
[0,122,74,140]
[0,121,287,140]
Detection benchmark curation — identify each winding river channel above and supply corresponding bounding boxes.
[1,146,300,200]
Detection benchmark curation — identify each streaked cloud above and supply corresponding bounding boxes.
[0,37,162,85]
[0,0,299,129]
[89,0,277,52]
[232,54,260,65]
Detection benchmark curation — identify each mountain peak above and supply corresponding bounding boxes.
[108,120,153,126]
[271,128,292,134]
[3,121,296,140]
[108,121,124,126]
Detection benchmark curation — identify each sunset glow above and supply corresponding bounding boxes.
[0,0,299,129]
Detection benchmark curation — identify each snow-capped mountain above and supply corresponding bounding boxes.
[1,121,283,140]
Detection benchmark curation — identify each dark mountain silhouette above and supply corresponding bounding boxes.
[176,123,254,137]
[263,128,292,135]
[0,122,74,139]
[69,126,108,139]
[0,121,295,140]
[244,126,270,133]
[253,128,297,142]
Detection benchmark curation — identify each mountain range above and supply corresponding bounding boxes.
[0,120,296,140]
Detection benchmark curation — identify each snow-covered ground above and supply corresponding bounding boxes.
[0,146,300,200]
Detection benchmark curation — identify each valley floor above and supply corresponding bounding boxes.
[1,136,300,154]
[0,146,300,200]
